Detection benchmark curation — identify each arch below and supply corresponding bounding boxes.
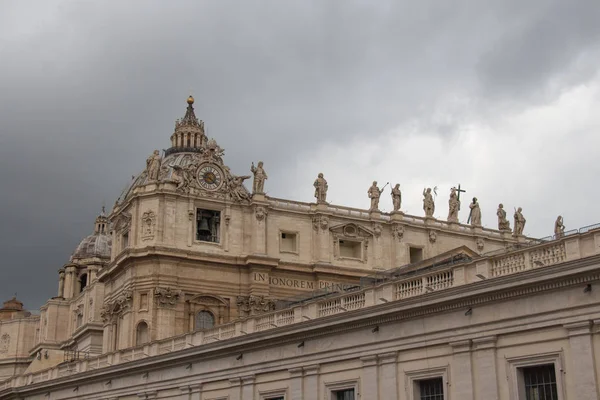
[195,310,215,330]
[135,321,149,346]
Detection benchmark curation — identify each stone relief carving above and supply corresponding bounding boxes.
[141,210,156,240]
[391,224,405,241]
[367,181,383,211]
[513,207,526,236]
[423,188,435,218]
[391,184,402,212]
[112,212,132,234]
[555,216,565,238]
[372,223,382,238]
[250,161,268,194]
[154,287,182,308]
[312,215,329,231]
[0,334,9,354]
[469,197,482,227]
[330,223,373,262]
[146,150,162,181]
[236,295,276,315]
[428,230,437,243]
[100,289,133,323]
[476,237,485,251]
[313,173,328,204]
[448,187,460,222]
[497,204,511,231]
[254,206,268,221]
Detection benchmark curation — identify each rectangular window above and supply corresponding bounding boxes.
[418,377,444,400]
[410,246,423,263]
[332,389,355,400]
[339,240,362,259]
[522,364,559,400]
[122,232,129,249]
[196,209,221,243]
[280,232,297,253]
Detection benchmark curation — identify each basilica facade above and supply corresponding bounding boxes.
[1,97,599,400]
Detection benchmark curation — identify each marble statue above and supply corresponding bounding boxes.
[447,187,460,222]
[554,215,565,238]
[250,161,268,194]
[469,197,481,226]
[146,150,162,181]
[391,184,402,212]
[497,203,511,231]
[368,181,383,211]
[313,173,328,204]
[423,188,435,217]
[513,207,526,236]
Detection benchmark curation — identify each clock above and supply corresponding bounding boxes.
[196,163,224,191]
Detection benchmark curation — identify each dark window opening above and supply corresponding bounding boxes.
[410,246,424,263]
[333,389,355,400]
[80,274,88,291]
[523,364,559,400]
[196,209,220,243]
[419,377,444,400]
[195,311,215,330]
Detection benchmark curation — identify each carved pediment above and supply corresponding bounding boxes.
[187,294,229,306]
[329,223,374,238]
[112,212,132,232]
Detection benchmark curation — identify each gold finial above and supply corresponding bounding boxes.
[187,95,195,105]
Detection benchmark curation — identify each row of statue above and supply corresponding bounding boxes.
[146,153,566,238]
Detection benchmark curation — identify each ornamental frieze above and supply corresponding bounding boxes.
[154,287,182,308]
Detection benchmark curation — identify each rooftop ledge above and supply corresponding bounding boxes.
[3,223,600,390]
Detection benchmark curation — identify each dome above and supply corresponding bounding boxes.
[71,233,111,260]
[71,208,112,260]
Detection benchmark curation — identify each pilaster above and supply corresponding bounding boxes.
[360,355,378,399]
[379,352,398,400]
[303,365,320,400]
[252,203,268,255]
[229,377,241,400]
[241,375,255,400]
[472,336,498,400]
[449,340,473,400]
[289,367,303,400]
[565,321,598,400]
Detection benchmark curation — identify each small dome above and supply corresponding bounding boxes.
[71,233,111,260]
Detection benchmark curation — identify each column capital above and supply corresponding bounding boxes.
[379,351,398,365]
[229,377,241,386]
[564,320,593,337]
[304,364,320,376]
[449,339,472,353]
[289,367,304,378]
[241,375,255,385]
[190,384,202,393]
[472,336,497,350]
[360,354,378,367]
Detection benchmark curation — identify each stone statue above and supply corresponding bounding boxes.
[391,184,402,211]
[229,175,251,202]
[447,187,460,222]
[250,161,268,194]
[313,173,328,204]
[423,188,435,217]
[497,203,511,231]
[513,207,526,236]
[554,215,565,238]
[469,197,482,226]
[368,181,383,211]
[146,150,162,181]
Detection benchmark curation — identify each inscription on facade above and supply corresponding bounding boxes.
[253,273,356,292]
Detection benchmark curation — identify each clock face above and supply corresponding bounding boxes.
[197,163,224,191]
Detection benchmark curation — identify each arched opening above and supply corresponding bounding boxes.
[79,274,88,292]
[195,310,215,330]
[136,321,149,346]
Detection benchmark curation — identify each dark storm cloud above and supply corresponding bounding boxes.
[0,0,598,309]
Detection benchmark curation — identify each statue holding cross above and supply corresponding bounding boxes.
[447,187,460,222]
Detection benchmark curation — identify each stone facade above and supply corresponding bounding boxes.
[1,96,590,399]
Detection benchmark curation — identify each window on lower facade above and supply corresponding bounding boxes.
[418,377,444,400]
[195,310,215,330]
[339,240,361,259]
[136,321,149,346]
[522,364,559,400]
[332,389,355,400]
[196,209,220,243]
[280,232,297,252]
[410,246,424,263]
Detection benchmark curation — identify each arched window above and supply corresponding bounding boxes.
[136,321,149,346]
[195,311,215,330]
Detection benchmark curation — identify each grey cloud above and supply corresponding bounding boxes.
[0,0,599,309]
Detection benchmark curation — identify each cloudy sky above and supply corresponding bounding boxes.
[1,0,599,309]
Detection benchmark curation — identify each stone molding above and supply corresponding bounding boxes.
[154,287,182,308]
[564,320,593,337]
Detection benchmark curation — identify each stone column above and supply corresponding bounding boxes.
[252,205,268,255]
[64,265,77,299]
[303,365,320,400]
[312,215,330,263]
[449,340,474,400]
[289,367,303,400]
[241,375,255,399]
[361,355,378,399]
[229,378,241,400]
[564,321,598,400]
[379,352,398,400]
[472,336,498,400]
